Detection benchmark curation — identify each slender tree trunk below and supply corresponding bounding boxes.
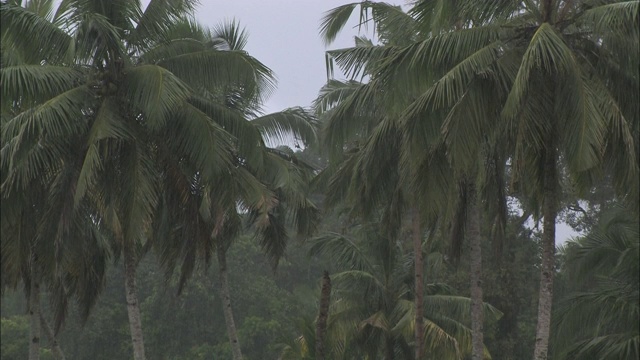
[315,271,332,360]
[533,141,557,360]
[542,0,555,22]
[217,242,243,360]
[468,186,484,360]
[412,206,424,360]
[40,313,66,360]
[123,244,146,360]
[29,259,41,360]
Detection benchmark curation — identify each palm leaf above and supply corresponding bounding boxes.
[251,107,318,147]
[1,3,74,64]
[129,0,198,50]
[1,65,85,104]
[120,64,191,130]
[308,232,374,272]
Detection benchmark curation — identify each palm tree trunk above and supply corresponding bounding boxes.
[468,187,484,360]
[315,271,332,360]
[412,206,424,360]
[533,141,557,360]
[28,259,41,360]
[216,242,243,360]
[123,244,146,360]
[40,313,66,360]
[542,0,555,22]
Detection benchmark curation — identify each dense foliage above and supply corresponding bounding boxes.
[1,0,638,360]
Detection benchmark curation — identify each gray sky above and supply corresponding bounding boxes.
[192,1,578,244]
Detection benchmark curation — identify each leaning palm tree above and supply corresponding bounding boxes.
[552,206,639,360]
[1,1,281,359]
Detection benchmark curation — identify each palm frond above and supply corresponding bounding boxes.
[314,79,363,114]
[157,49,276,103]
[119,148,154,241]
[579,1,639,40]
[308,232,374,272]
[211,19,249,51]
[1,3,74,64]
[252,107,318,147]
[164,102,234,181]
[1,65,85,105]
[74,97,132,205]
[120,64,191,130]
[129,0,198,50]
[319,2,363,46]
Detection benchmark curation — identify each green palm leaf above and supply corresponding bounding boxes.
[1,3,74,64]
[1,65,85,104]
[251,107,318,147]
[120,64,191,130]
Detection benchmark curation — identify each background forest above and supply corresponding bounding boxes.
[1,0,638,360]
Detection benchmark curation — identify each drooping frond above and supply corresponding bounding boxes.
[156,49,276,104]
[308,232,374,272]
[164,101,234,181]
[187,94,265,167]
[1,3,74,64]
[553,206,639,359]
[320,2,364,46]
[251,107,318,147]
[129,0,198,50]
[74,97,132,206]
[313,79,363,114]
[579,1,639,40]
[1,65,86,105]
[120,64,191,130]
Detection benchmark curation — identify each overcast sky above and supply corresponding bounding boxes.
[193,0,400,113]
[190,0,578,244]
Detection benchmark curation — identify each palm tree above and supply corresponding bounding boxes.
[1,4,112,360]
[1,1,283,359]
[0,126,111,360]
[318,7,440,357]
[152,140,318,360]
[318,4,512,358]
[144,20,319,359]
[552,206,639,360]
[307,223,502,359]
[319,1,638,358]
[398,2,638,358]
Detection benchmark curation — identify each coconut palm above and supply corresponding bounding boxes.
[317,6,443,357]
[0,167,111,360]
[1,1,285,358]
[552,206,639,360]
[318,4,512,358]
[144,20,319,358]
[153,140,319,360]
[319,1,639,358]
[397,2,638,358]
[1,3,112,359]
